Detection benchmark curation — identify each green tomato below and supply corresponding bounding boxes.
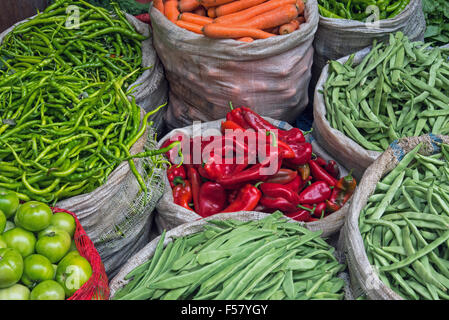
[56,253,92,298]
[15,201,52,232]
[52,264,58,276]
[20,272,34,289]
[23,254,55,286]
[0,236,6,249]
[0,284,30,300]
[0,210,5,234]
[4,221,15,233]
[0,248,23,288]
[50,212,76,238]
[2,227,36,258]
[30,280,65,300]
[0,188,19,219]
[36,226,71,263]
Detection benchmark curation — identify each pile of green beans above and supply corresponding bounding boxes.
[113,212,346,300]
[0,0,171,204]
[359,142,449,300]
[318,0,410,21]
[322,32,449,152]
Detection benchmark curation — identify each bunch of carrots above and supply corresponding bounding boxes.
[153,0,306,42]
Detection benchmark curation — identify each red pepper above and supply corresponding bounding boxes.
[265,131,295,159]
[134,13,151,24]
[226,107,251,129]
[221,120,245,133]
[241,107,279,132]
[312,202,327,218]
[260,182,300,204]
[284,208,311,222]
[265,169,298,184]
[336,170,357,194]
[227,189,239,204]
[221,184,261,213]
[284,175,303,194]
[298,181,332,205]
[283,142,313,168]
[326,199,341,214]
[308,159,338,187]
[188,167,202,213]
[314,156,328,167]
[324,160,340,180]
[172,180,193,211]
[279,128,306,145]
[198,182,227,217]
[167,165,187,188]
[306,217,319,222]
[259,196,298,213]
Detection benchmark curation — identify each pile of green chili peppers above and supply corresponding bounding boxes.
[0,0,175,204]
[318,0,410,21]
[322,32,449,152]
[360,142,449,300]
[113,212,347,300]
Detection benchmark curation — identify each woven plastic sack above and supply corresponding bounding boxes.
[312,0,425,75]
[52,207,109,300]
[339,134,449,300]
[109,211,349,298]
[56,108,166,278]
[149,0,319,130]
[155,117,351,238]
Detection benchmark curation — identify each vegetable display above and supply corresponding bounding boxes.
[161,107,356,222]
[113,212,346,300]
[155,0,307,41]
[422,0,449,46]
[359,143,449,300]
[0,189,93,300]
[318,0,410,21]
[322,32,449,153]
[0,0,174,204]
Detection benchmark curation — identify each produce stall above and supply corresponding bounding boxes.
[0,0,448,302]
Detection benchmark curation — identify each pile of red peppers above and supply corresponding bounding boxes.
[161,107,357,222]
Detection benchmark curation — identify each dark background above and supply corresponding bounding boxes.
[0,0,50,33]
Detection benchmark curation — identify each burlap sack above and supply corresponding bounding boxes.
[149,0,319,130]
[340,134,449,300]
[0,12,168,277]
[155,117,350,238]
[312,0,426,74]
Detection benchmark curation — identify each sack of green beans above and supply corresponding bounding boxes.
[109,211,348,300]
[0,1,171,277]
[313,32,449,180]
[340,134,449,300]
[0,0,168,133]
[312,0,425,75]
[150,0,319,130]
[154,117,351,238]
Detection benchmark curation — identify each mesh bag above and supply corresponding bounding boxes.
[51,207,109,300]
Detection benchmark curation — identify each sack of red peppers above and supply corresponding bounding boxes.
[155,106,357,237]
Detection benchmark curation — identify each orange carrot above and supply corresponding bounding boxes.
[279,19,299,34]
[165,0,180,23]
[176,20,204,34]
[207,7,217,18]
[296,0,305,15]
[215,0,267,17]
[235,4,299,30]
[200,0,236,8]
[180,12,214,26]
[194,6,207,16]
[237,37,254,42]
[179,0,201,12]
[153,0,165,15]
[203,24,275,39]
[213,0,296,25]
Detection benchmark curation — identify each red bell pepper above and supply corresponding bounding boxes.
[284,175,303,194]
[312,202,327,218]
[265,169,298,184]
[324,160,340,180]
[259,196,298,213]
[298,181,332,205]
[308,159,338,187]
[283,142,313,168]
[279,127,306,145]
[221,184,261,213]
[172,180,193,211]
[260,182,300,204]
[188,167,202,213]
[198,182,227,217]
[167,165,187,188]
[284,208,311,222]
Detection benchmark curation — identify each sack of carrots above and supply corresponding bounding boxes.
[148,0,319,129]
[154,0,306,40]
[155,106,355,237]
[312,0,425,74]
